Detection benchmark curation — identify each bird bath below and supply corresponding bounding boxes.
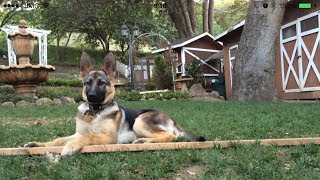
[0,20,54,96]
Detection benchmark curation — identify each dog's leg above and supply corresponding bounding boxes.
[61,133,116,156]
[23,133,80,147]
[133,131,176,144]
[133,116,177,144]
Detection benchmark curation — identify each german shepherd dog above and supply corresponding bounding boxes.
[23,52,205,156]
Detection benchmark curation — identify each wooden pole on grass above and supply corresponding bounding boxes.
[1,137,320,156]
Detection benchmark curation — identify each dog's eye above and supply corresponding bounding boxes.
[97,79,105,86]
[85,79,92,85]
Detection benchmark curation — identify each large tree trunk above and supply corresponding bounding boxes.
[187,0,198,34]
[208,0,214,35]
[202,0,209,33]
[232,0,287,100]
[179,0,194,36]
[165,0,197,38]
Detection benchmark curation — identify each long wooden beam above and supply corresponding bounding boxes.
[1,137,320,156]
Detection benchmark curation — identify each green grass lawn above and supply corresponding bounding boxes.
[1,100,320,179]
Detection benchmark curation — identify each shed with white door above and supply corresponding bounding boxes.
[215,0,320,100]
[152,32,223,90]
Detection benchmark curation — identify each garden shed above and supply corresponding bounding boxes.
[215,0,320,100]
[135,55,154,89]
[152,32,223,90]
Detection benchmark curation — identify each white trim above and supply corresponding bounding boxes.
[281,20,297,30]
[298,10,319,22]
[281,36,297,44]
[228,44,238,87]
[285,87,320,93]
[300,28,319,37]
[296,19,303,90]
[183,47,220,53]
[152,32,217,53]
[280,28,285,91]
[215,20,245,41]
[300,87,320,91]
[181,48,186,76]
[202,73,219,77]
[184,49,220,72]
[284,89,302,93]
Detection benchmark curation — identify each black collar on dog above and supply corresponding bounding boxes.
[88,103,109,111]
[84,101,113,122]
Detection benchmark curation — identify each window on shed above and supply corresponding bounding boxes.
[300,15,319,33]
[282,24,296,39]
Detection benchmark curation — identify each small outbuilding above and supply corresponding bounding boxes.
[152,32,223,90]
[215,0,320,100]
[134,55,155,89]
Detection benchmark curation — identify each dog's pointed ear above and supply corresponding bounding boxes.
[80,52,93,79]
[101,53,116,80]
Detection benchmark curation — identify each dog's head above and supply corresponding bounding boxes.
[80,52,116,105]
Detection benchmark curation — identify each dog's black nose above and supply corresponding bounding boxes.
[87,92,97,99]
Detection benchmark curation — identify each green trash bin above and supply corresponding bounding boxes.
[211,76,226,97]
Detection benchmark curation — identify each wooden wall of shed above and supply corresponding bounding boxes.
[275,6,320,100]
[282,1,320,25]
[183,36,222,65]
[275,30,320,100]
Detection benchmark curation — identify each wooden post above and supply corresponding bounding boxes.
[1,137,320,156]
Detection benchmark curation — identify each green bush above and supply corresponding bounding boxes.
[115,90,188,101]
[40,78,82,87]
[145,93,163,100]
[36,86,82,102]
[153,55,173,90]
[0,93,34,104]
[144,82,156,91]
[0,86,35,103]
[115,91,142,101]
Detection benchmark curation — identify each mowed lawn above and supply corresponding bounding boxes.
[1,100,320,179]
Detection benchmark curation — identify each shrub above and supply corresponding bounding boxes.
[0,86,35,103]
[36,86,82,102]
[153,55,173,90]
[0,93,34,104]
[40,78,82,87]
[115,90,188,101]
[115,91,142,101]
[144,93,163,100]
[144,82,156,91]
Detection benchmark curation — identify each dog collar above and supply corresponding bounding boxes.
[84,102,113,122]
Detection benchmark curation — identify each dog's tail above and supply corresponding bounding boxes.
[175,124,206,142]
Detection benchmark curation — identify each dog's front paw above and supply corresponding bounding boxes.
[132,138,154,144]
[22,142,43,148]
[61,145,79,156]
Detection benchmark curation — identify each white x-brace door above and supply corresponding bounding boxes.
[280,11,320,93]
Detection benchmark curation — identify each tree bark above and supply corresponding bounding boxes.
[202,0,209,33]
[187,0,198,34]
[165,0,197,38]
[64,32,72,47]
[165,0,187,38]
[232,0,287,100]
[208,0,214,35]
[178,0,194,37]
